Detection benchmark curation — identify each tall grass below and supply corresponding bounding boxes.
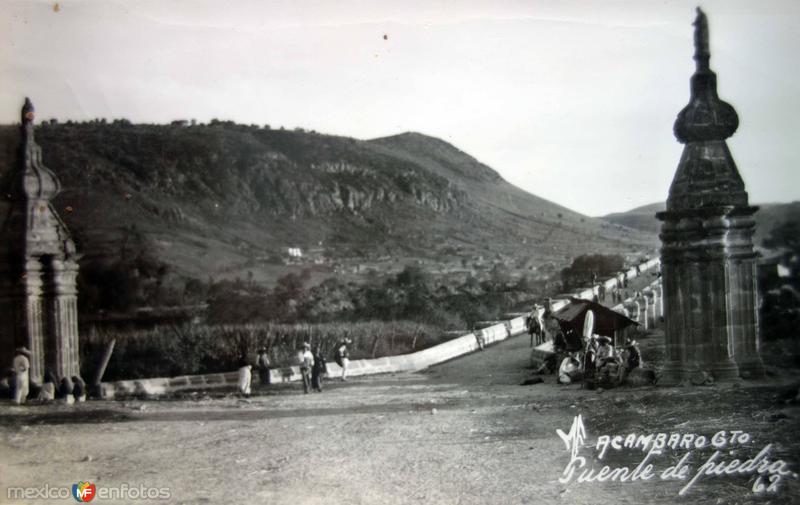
[80,320,445,381]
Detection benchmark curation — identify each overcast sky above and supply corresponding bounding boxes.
[1,0,798,216]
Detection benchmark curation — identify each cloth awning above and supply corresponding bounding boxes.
[553,298,638,338]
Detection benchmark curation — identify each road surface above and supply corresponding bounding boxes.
[1,328,799,505]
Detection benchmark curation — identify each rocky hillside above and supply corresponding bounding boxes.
[0,121,657,287]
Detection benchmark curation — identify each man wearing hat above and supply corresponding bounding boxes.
[256,347,271,386]
[623,339,641,369]
[595,337,616,365]
[618,338,643,385]
[298,343,314,394]
[311,344,327,393]
[12,346,31,405]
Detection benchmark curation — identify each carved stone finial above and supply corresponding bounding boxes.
[16,97,61,201]
[21,97,35,124]
[693,7,710,71]
[673,8,739,143]
[21,97,37,151]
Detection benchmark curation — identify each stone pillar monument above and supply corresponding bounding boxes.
[0,98,81,384]
[656,10,765,384]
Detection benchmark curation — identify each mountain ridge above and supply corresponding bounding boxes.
[0,121,658,290]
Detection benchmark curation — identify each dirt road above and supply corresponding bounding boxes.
[1,330,799,505]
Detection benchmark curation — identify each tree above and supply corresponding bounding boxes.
[394,265,432,318]
[268,271,311,322]
[561,254,624,290]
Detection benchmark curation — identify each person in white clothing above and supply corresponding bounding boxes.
[558,354,582,384]
[335,339,351,381]
[12,347,31,405]
[237,354,252,397]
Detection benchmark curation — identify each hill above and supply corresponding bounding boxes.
[601,201,800,247]
[0,121,658,297]
[601,203,665,235]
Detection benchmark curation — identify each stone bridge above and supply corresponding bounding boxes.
[101,259,662,399]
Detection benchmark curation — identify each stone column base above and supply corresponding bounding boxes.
[736,357,766,380]
[707,359,741,383]
[659,359,742,385]
[658,361,686,386]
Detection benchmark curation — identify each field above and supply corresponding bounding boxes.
[80,320,446,381]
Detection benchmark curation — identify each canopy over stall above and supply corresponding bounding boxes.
[531,298,639,368]
[553,298,638,347]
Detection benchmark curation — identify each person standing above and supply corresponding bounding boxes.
[535,306,545,345]
[542,301,561,344]
[336,339,351,381]
[12,347,31,405]
[256,347,271,386]
[237,354,252,397]
[311,345,326,392]
[475,329,486,351]
[298,343,314,394]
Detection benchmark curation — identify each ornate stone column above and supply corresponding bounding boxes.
[0,260,48,384]
[23,260,48,383]
[725,210,764,378]
[640,296,650,330]
[644,291,656,328]
[656,9,765,384]
[656,284,664,320]
[0,98,81,383]
[44,258,81,379]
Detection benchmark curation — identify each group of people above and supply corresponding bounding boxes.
[555,336,642,388]
[236,339,352,397]
[1,346,88,405]
[296,343,328,393]
[526,300,645,389]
